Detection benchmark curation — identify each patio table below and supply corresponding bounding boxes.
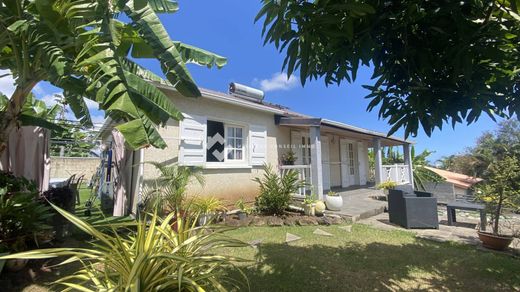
[446,201,487,231]
[49,178,69,189]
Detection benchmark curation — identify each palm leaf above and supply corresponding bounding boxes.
[122,0,201,97]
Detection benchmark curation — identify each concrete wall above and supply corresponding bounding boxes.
[140,90,291,202]
[50,157,99,180]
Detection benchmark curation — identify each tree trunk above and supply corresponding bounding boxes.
[493,189,504,235]
[0,82,37,154]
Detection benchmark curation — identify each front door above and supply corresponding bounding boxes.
[357,142,367,185]
[321,136,330,191]
[340,139,357,187]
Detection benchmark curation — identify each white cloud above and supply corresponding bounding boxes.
[39,92,62,107]
[258,72,299,92]
[32,84,45,95]
[0,69,15,97]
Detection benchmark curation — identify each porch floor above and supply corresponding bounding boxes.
[325,186,387,221]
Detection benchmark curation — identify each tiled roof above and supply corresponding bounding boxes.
[424,166,483,189]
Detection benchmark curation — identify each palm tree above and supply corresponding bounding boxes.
[411,146,445,190]
[0,0,226,152]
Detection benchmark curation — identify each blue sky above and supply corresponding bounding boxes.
[0,0,505,162]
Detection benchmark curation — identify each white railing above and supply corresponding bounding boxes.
[279,164,311,197]
[382,164,410,184]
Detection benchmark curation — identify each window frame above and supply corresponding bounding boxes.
[204,118,249,168]
[224,124,245,162]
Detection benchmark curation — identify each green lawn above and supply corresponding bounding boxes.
[220,224,520,291]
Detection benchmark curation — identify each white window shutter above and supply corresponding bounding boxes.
[250,125,267,166]
[179,113,206,166]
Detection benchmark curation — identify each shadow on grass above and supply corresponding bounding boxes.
[229,239,520,291]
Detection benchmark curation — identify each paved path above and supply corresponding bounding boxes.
[359,212,520,254]
[325,187,387,221]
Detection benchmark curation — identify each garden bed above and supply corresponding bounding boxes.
[221,212,351,227]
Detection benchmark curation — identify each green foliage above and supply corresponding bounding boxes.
[438,119,520,178]
[475,156,520,235]
[257,0,520,138]
[192,196,225,214]
[412,147,445,191]
[235,198,254,215]
[326,190,339,197]
[142,162,205,214]
[281,150,297,164]
[376,181,397,191]
[303,193,317,205]
[0,204,249,291]
[0,172,52,252]
[0,0,226,149]
[254,164,302,215]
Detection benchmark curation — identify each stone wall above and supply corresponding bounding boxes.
[50,157,100,181]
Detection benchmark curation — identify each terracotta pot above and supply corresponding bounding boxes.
[6,258,28,272]
[477,231,513,251]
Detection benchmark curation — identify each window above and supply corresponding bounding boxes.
[226,126,244,161]
[206,120,245,163]
[348,143,355,175]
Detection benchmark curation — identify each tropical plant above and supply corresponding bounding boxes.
[0,0,226,152]
[0,187,52,252]
[411,147,445,191]
[475,156,520,235]
[192,196,225,214]
[376,181,397,191]
[281,150,297,165]
[326,190,339,197]
[254,164,302,215]
[0,204,249,290]
[256,0,520,138]
[235,198,254,215]
[142,162,205,214]
[303,193,317,205]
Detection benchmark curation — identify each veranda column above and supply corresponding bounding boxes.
[309,126,324,200]
[403,143,415,189]
[373,137,383,185]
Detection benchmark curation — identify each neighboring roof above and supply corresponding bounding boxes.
[98,82,412,145]
[425,167,483,189]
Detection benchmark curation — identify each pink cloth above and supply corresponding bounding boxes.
[111,129,132,216]
[0,126,50,192]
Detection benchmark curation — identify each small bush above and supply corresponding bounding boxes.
[253,164,301,215]
[376,181,397,190]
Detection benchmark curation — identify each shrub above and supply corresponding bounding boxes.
[376,181,398,190]
[253,164,302,215]
[1,204,249,290]
[192,196,225,214]
[0,188,52,252]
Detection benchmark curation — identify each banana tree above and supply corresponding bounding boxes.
[0,0,226,152]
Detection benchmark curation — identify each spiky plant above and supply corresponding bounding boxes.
[0,204,249,291]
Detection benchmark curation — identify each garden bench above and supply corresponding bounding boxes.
[446,201,486,231]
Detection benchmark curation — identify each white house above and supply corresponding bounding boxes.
[98,83,414,216]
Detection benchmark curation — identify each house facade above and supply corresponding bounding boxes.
[99,83,414,215]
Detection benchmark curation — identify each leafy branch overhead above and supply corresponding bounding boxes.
[257,0,520,138]
[0,0,226,149]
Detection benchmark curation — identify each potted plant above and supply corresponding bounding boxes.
[376,181,397,195]
[192,196,225,226]
[235,199,253,220]
[303,194,317,216]
[475,156,520,250]
[324,191,343,211]
[281,150,297,165]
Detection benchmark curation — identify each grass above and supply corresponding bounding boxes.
[219,224,520,291]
